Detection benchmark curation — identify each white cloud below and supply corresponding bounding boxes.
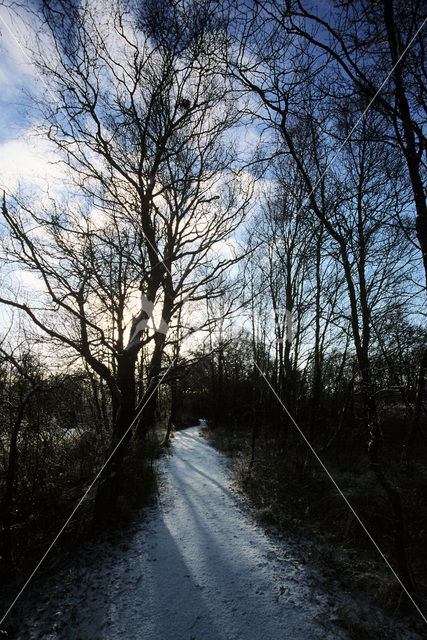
[0,5,66,196]
[0,4,40,95]
[0,130,68,193]
[14,267,46,293]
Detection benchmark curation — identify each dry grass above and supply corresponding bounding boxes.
[330,606,400,640]
[205,424,427,635]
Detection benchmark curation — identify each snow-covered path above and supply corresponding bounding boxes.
[13,426,368,639]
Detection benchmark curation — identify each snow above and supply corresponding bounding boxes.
[7,425,423,639]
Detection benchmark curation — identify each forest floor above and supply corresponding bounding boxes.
[1,425,424,640]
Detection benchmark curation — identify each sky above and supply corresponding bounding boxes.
[0,5,75,343]
[0,4,69,193]
[1,0,424,355]
[0,2,260,349]
[0,6,34,139]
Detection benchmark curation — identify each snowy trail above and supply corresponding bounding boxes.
[13,426,374,639]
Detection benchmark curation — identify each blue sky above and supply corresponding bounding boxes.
[0,7,33,140]
[0,5,63,192]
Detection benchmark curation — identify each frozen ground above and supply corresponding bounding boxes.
[4,425,424,639]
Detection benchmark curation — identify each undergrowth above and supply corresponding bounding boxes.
[205,423,427,636]
[0,427,162,598]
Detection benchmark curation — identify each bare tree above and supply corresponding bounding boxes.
[225,1,423,595]
[243,0,426,283]
[0,0,252,520]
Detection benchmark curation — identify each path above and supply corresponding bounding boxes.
[9,425,414,639]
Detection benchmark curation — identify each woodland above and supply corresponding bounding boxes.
[0,0,426,627]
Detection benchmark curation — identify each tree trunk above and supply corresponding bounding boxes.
[383,0,427,287]
[163,381,178,446]
[363,364,417,598]
[310,225,324,436]
[93,351,137,525]
[213,342,224,428]
[134,331,167,440]
[403,346,427,460]
[1,384,40,569]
